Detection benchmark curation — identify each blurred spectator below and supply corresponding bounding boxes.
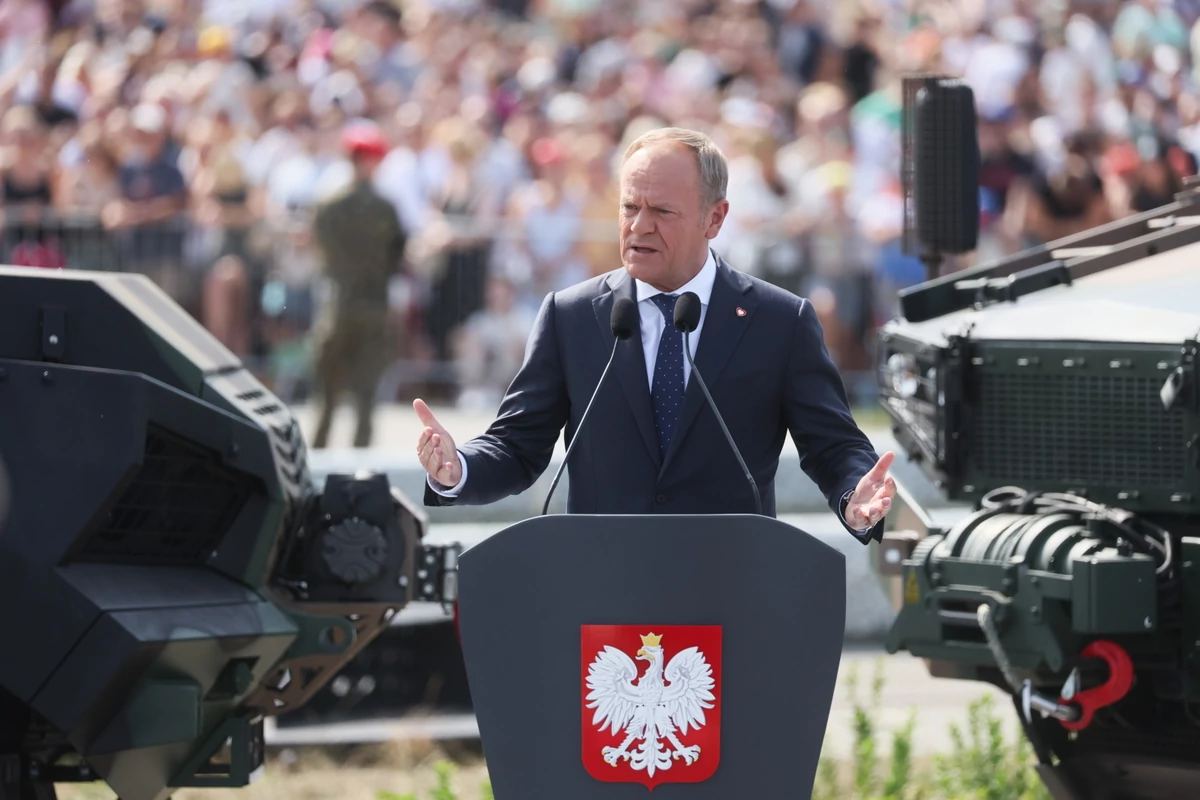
[106,102,190,300]
[776,1,828,87]
[453,274,537,411]
[575,132,621,277]
[3,0,1199,413]
[415,116,499,362]
[353,0,421,93]
[1,105,65,269]
[842,14,882,104]
[1006,152,1113,247]
[202,254,252,356]
[977,107,1037,257]
[803,159,875,372]
[1128,136,1188,211]
[183,114,256,269]
[374,102,433,235]
[502,135,589,310]
[0,0,50,77]
[1,106,54,209]
[56,122,122,210]
[246,90,311,193]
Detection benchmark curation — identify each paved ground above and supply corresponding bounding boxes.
[287,403,1020,759]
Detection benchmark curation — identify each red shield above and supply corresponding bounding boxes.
[581,625,722,789]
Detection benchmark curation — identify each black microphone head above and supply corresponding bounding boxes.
[611,296,638,340]
[673,291,702,334]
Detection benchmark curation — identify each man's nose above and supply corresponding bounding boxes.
[629,207,654,235]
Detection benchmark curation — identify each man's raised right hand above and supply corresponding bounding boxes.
[414,399,463,488]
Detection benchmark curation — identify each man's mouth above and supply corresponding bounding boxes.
[631,246,656,255]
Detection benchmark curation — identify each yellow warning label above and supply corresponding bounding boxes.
[904,570,921,604]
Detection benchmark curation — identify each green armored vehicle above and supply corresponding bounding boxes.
[877,178,1200,800]
[0,266,461,800]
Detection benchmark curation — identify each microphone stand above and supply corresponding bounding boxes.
[541,336,623,516]
[683,330,763,516]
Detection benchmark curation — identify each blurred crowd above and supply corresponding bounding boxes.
[3,0,1200,411]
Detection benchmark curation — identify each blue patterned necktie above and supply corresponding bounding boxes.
[649,293,684,458]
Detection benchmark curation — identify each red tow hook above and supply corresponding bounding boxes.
[1058,640,1135,731]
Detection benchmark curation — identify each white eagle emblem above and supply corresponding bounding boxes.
[584,632,716,776]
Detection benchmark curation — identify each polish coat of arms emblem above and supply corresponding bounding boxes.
[581,625,722,789]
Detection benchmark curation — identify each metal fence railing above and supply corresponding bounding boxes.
[2,205,885,409]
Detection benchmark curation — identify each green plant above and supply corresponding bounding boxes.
[814,658,926,800]
[930,695,1052,800]
[376,760,493,800]
[807,659,1057,799]
[881,710,917,800]
[848,659,883,797]
[812,742,841,800]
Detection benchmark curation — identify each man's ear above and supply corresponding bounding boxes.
[704,199,730,240]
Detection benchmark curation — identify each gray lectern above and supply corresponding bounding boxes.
[455,514,847,798]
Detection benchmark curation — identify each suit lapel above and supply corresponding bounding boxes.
[659,256,756,476]
[593,270,661,470]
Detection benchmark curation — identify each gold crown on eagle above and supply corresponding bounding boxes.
[640,633,663,647]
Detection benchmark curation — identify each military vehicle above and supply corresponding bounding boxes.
[0,266,462,800]
[876,170,1200,798]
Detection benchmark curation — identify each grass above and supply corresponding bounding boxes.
[55,659,1051,800]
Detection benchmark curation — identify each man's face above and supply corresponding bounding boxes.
[353,151,385,178]
[618,142,728,292]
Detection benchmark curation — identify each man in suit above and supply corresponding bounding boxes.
[414,127,895,541]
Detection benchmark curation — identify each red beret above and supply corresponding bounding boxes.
[341,123,389,159]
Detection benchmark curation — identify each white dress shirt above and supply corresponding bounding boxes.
[635,247,716,389]
[428,247,866,535]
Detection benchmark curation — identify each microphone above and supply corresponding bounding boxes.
[674,291,763,516]
[541,296,639,515]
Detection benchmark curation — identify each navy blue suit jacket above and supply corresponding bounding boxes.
[424,255,884,544]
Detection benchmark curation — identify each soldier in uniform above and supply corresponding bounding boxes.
[310,123,407,449]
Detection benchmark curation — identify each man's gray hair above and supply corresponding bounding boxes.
[622,127,728,209]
